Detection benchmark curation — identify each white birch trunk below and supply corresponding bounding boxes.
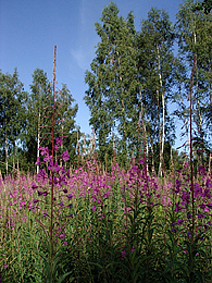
[157,44,165,177]
[5,136,8,175]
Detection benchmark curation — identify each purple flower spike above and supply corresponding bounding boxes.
[67,204,73,209]
[201,189,211,199]
[175,179,181,193]
[32,182,38,190]
[56,137,63,146]
[121,250,126,258]
[61,150,70,162]
[66,169,71,179]
[66,194,73,200]
[187,213,192,219]
[206,178,212,189]
[175,203,182,212]
[54,144,59,151]
[42,191,48,197]
[48,160,61,172]
[207,202,212,209]
[43,154,51,162]
[198,166,206,176]
[35,157,40,166]
[39,146,49,156]
[59,201,64,207]
[198,214,205,219]
[36,169,48,183]
[200,203,206,210]
[63,188,68,193]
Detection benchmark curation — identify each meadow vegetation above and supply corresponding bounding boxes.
[1,146,212,282]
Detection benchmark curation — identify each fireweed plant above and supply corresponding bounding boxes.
[1,156,212,281]
[1,50,212,282]
[30,46,75,282]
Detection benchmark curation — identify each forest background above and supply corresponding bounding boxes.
[1,0,212,175]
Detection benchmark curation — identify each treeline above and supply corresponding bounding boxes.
[1,0,212,175]
[84,0,212,173]
[0,68,79,174]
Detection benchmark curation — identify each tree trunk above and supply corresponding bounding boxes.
[139,91,148,172]
[194,31,204,162]
[146,114,155,174]
[37,111,40,174]
[157,44,165,178]
[5,136,8,175]
[119,75,127,163]
[121,97,127,162]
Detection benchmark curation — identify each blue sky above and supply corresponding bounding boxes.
[1,0,184,147]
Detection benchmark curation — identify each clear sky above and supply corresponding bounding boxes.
[0,0,184,147]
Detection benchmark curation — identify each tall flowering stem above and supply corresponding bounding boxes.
[50,45,57,283]
[189,55,196,244]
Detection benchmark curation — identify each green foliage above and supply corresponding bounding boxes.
[137,7,177,175]
[176,0,212,163]
[55,84,79,164]
[0,69,27,175]
[0,68,79,173]
[84,2,139,165]
[23,68,52,170]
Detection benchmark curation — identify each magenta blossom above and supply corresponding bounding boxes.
[32,182,38,190]
[35,157,40,166]
[56,137,63,146]
[122,250,126,257]
[66,194,73,200]
[48,160,61,172]
[39,147,49,156]
[61,150,70,162]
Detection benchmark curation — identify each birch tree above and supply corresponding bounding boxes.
[138,8,176,176]
[0,69,26,174]
[84,2,139,165]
